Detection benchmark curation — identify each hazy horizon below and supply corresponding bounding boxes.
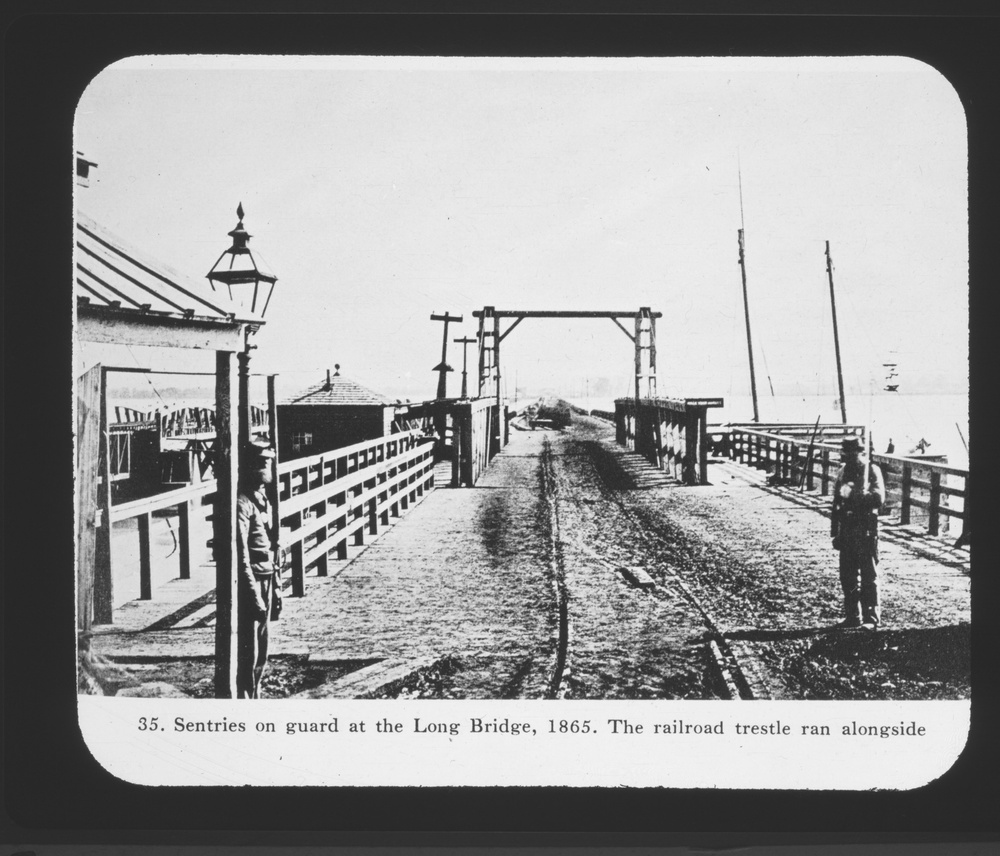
[77,56,968,407]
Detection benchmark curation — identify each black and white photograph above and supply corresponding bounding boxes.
[71,54,970,788]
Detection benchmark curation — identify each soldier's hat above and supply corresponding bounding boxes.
[245,441,276,462]
[841,436,864,452]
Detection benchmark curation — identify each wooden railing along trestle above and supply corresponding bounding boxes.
[716,424,968,540]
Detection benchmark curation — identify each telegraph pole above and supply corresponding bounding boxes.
[454,336,477,399]
[431,311,462,399]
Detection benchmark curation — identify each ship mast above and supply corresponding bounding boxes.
[825,241,848,424]
[736,159,760,423]
[737,228,760,423]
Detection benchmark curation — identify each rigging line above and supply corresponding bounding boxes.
[757,337,777,399]
[728,276,740,395]
[124,345,168,409]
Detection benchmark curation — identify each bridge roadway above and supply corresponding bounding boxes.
[94,414,971,700]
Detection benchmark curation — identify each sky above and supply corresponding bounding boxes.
[74,55,968,408]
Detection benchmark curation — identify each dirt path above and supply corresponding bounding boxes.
[549,416,970,700]
[87,412,970,700]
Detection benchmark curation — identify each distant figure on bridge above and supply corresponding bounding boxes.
[236,443,282,698]
[831,436,886,630]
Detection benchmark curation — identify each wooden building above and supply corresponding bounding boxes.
[75,205,270,698]
[277,368,402,461]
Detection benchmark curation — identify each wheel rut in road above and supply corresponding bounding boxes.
[541,429,731,700]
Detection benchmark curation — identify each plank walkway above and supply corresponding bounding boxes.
[90,422,970,698]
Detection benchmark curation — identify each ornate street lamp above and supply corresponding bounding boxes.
[207,202,278,322]
[207,203,278,451]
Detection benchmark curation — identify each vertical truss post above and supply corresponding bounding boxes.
[634,313,642,404]
[646,308,657,399]
[493,312,502,450]
[476,308,489,397]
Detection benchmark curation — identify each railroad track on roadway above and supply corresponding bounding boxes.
[546,435,757,700]
[540,438,572,699]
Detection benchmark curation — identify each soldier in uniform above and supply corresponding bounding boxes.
[236,443,282,698]
[831,435,886,629]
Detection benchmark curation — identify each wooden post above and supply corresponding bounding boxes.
[178,500,192,580]
[929,471,941,536]
[699,410,709,484]
[461,404,473,486]
[653,407,664,470]
[430,311,462,400]
[634,315,642,404]
[901,462,912,525]
[267,373,280,556]
[237,345,251,452]
[290,536,305,596]
[451,410,461,486]
[76,364,103,632]
[820,449,831,496]
[493,313,502,454]
[138,512,152,600]
[93,367,114,624]
[455,336,476,400]
[213,349,240,699]
[648,311,657,398]
[684,409,698,485]
[315,523,328,577]
[476,311,487,397]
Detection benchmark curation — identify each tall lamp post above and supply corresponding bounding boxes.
[206,203,278,699]
[207,203,278,451]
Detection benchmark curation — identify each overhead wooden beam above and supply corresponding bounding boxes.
[472,309,663,319]
[77,309,246,351]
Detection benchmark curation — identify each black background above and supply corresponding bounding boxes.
[4,4,999,849]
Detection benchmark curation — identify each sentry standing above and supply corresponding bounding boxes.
[831,435,886,629]
[236,442,283,697]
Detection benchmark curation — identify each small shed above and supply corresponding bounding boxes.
[277,368,401,460]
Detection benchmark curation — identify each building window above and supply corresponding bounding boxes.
[291,431,313,451]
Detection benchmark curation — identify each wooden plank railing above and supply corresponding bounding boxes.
[107,479,217,601]
[275,430,436,596]
[615,397,724,485]
[102,429,437,609]
[720,425,968,538]
[451,397,499,487]
[390,395,505,487]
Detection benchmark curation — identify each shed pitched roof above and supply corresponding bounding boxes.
[279,374,396,407]
[75,211,262,326]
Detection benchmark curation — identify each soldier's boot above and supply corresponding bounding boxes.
[841,595,862,628]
